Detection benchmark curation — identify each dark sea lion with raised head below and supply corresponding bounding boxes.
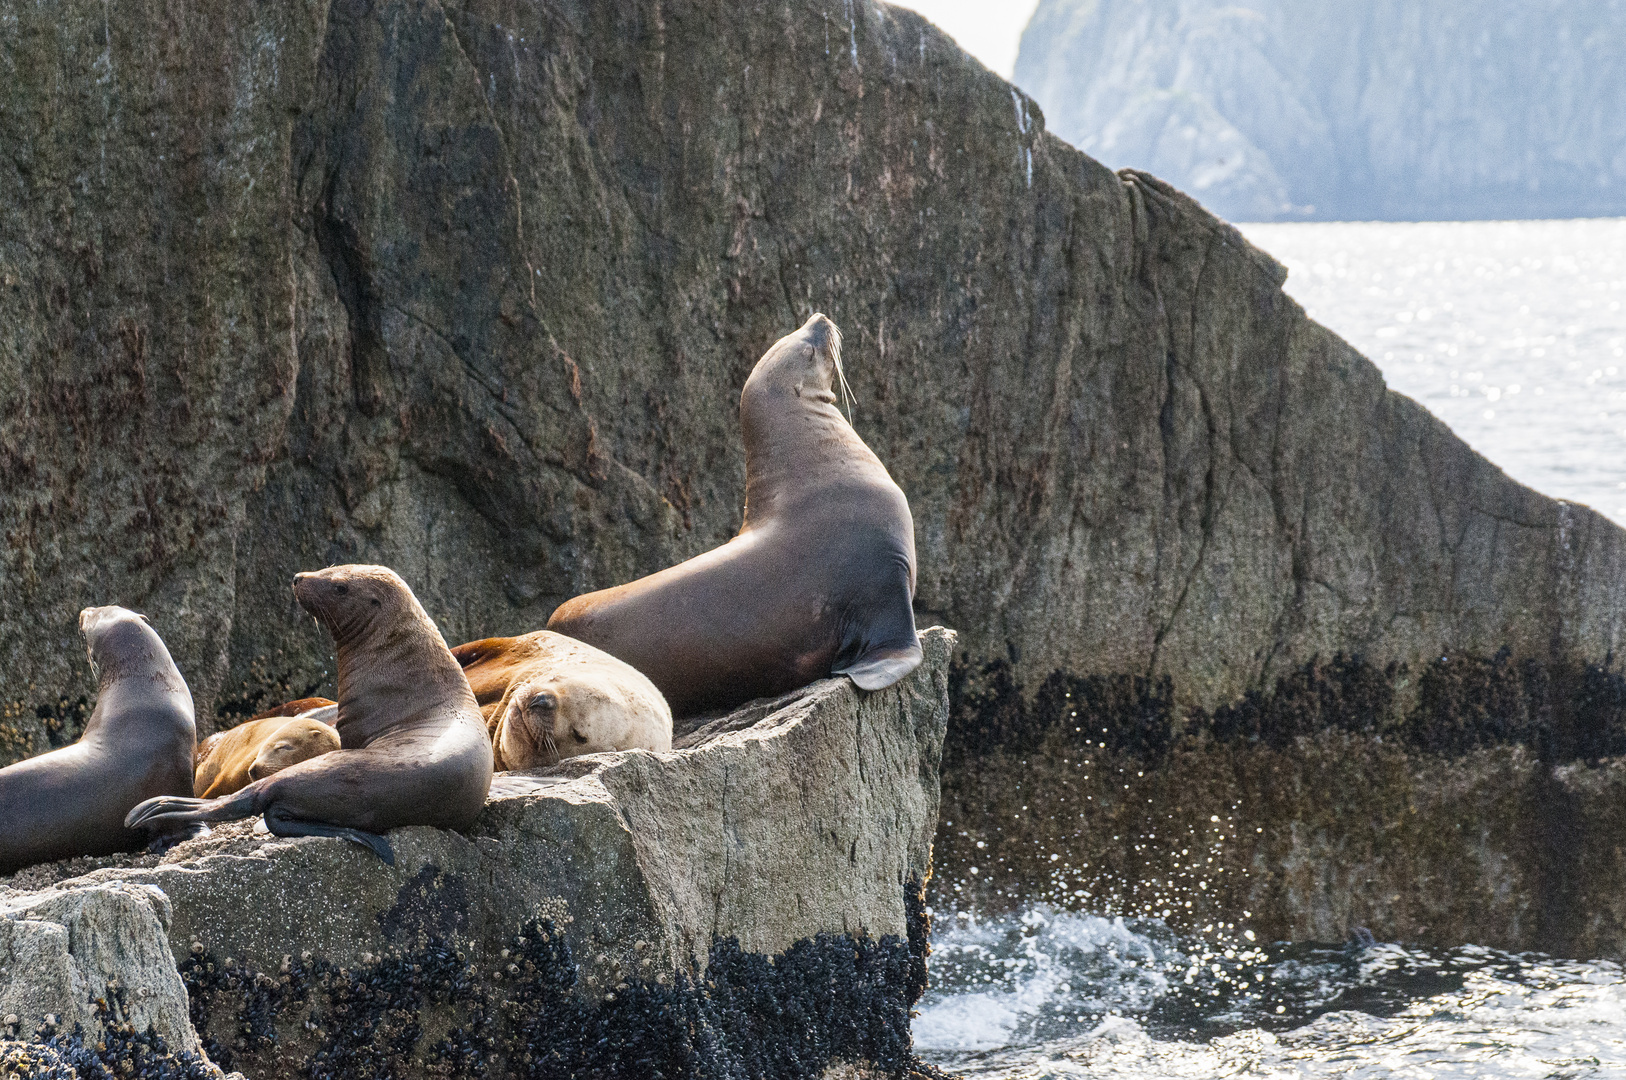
[0,606,197,875]
[127,565,492,865]
[548,313,921,716]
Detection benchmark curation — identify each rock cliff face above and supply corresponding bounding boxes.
[0,629,950,1079]
[2,0,1625,954]
[1015,0,1626,222]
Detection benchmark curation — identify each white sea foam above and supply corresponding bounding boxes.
[917,906,1626,1077]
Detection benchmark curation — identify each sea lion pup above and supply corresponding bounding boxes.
[193,713,341,799]
[452,631,672,769]
[0,607,197,874]
[547,313,921,716]
[127,565,492,865]
[193,697,335,774]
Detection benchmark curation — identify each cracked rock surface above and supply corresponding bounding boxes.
[0,0,1619,756]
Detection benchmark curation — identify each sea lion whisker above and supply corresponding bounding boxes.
[828,321,858,422]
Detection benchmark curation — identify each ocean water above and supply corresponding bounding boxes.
[914,220,1626,1076]
[914,907,1626,1078]
[1240,219,1626,525]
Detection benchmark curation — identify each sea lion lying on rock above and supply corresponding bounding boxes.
[126,565,492,865]
[548,313,922,716]
[193,708,341,798]
[452,631,672,769]
[0,607,197,874]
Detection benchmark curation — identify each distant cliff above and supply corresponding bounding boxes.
[1015,0,1626,222]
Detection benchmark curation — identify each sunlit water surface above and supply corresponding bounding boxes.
[916,219,1626,1076]
[915,907,1626,1078]
[1239,219,1626,525]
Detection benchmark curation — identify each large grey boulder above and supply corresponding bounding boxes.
[0,883,199,1053]
[3,0,1625,959]
[0,628,950,1079]
[1,0,1620,766]
[1015,0,1626,221]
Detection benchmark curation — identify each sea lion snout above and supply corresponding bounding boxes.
[78,604,139,640]
[798,312,836,350]
[293,565,406,635]
[740,312,849,415]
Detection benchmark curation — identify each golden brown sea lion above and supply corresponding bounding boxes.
[193,697,336,774]
[547,313,921,716]
[452,631,672,769]
[0,607,197,874]
[126,566,492,865]
[193,713,341,798]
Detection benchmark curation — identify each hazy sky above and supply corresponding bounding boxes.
[887,0,1042,78]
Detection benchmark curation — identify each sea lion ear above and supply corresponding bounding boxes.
[830,563,922,692]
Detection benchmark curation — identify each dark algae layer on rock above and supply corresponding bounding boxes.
[176,918,923,1080]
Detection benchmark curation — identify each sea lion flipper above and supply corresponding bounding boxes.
[836,642,924,691]
[831,573,923,692]
[125,789,259,831]
[264,809,395,865]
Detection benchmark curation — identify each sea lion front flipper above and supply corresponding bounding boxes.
[263,808,396,866]
[831,570,923,692]
[838,644,923,691]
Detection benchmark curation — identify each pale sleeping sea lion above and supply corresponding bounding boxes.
[452,630,672,770]
[547,313,921,716]
[0,606,197,875]
[126,565,493,865]
[193,712,341,799]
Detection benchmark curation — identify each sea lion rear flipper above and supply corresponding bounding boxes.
[831,575,923,692]
[264,808,396,866]
[125,790,259,831]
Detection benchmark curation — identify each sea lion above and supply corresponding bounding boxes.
[547,313,921,716]
[0,607,197,875]
[193,697,336,776]
[193,714,341,799]
[452,631,672,769]
[126,565,493,865]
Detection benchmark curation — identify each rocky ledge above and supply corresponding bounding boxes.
[0,628,952,1080]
